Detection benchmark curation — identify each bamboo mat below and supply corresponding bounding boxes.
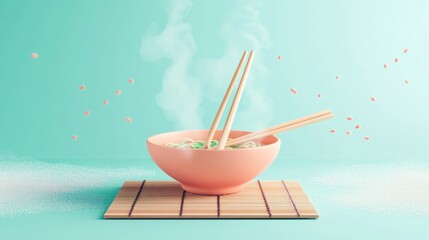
[104,180,318,219]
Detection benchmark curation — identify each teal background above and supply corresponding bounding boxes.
[1,0,428,239]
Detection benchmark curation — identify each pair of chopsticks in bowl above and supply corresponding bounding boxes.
[203,50,334,150]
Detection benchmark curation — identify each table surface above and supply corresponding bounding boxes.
[1,159,428,240]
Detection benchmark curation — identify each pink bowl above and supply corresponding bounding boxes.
[146,129,281,195]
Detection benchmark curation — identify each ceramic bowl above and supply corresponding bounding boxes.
[147,129,280,195]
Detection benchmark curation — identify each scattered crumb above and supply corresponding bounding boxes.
[314,162,429,217]
[0,153,155,216]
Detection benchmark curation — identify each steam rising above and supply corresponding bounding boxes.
[202,0,272,130]
[141,0,273,130]
[141,0,202,129]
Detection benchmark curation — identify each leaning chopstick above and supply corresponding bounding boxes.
[226,109,331,145]
[203,51,248,149]
[217,50,255,150]
[225,110,333,147]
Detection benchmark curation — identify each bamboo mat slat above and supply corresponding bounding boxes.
[104,181,143,219]
[104,180,318,219]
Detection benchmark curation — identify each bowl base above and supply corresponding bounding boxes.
[181,183,246,196]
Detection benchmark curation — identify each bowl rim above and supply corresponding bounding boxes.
[147,129,281,152]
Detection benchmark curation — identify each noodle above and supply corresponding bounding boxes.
[165,138,261,150]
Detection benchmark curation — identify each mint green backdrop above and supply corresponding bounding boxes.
[1,0,428,239]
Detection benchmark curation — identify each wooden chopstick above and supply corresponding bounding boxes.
[203,51,248,149]
[225,110,333,147]
[217,50,255,150]
[226,112,333,146]
[226,109,331,145]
